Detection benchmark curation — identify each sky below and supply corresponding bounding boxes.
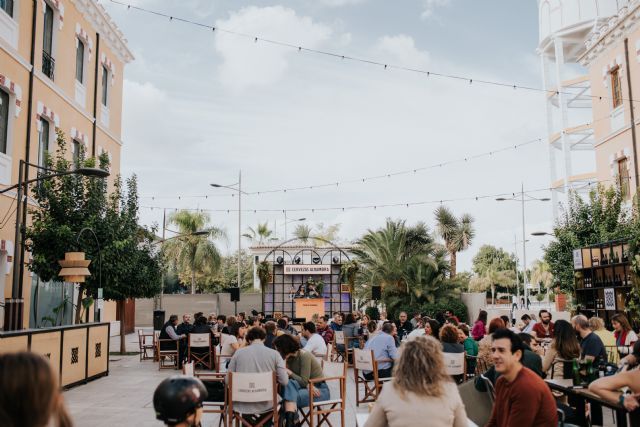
[101,0,560,273]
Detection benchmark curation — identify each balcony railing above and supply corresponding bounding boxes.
[42,51,55,80]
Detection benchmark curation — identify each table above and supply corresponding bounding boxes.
[545,378,630,427]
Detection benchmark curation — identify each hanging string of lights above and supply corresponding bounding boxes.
[107,0,640,106]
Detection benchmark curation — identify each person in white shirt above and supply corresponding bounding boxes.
[521,314,536,334]
[301,321,327,358]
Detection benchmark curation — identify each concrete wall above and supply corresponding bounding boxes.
[135,293,263,326]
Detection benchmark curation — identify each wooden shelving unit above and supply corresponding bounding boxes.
[573,239,631,324]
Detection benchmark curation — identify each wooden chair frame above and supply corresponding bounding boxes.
[188,333,214,370]
[153,330,161,361]
[353,349,392,406]
[343,336,363,367]
[196,372,228,427]
[331,332,346,363]
[298,361,347,427]
[138,329,155,361]
[227,371,279,427]
[157,338,180,370]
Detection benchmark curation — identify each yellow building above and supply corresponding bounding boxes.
[0,0,132,329]
[579,1,640,200]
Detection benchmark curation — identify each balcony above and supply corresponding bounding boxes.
[42,51,55,80]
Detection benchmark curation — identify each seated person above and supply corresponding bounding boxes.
[342,313,362,351]
[440,324,464,353]
[274,334,330,426]
[589,368,640,416]
[220,323,245,369]
[362,322,397,380]
[189,316,215,361]
[159,314,187,367]
[316,315,334,345]
[302,321,328,358]
[264,321,277,349]
[459,324,478,374]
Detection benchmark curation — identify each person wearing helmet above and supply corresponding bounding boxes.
[153,375,207,427]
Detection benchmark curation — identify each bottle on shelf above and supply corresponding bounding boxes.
[592,256,600,266]
[602,253,608,265]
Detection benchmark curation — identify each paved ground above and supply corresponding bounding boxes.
[64,331,368,427]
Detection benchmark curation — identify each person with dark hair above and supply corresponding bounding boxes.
[177,314,194,336]
[485,329,557,427]
[343,313,361,350]
[440,324,464,353]
[0,352,73,427]
[573,314,607,425]
[532,310,554,339]
[407,317,438,340]
[215,315,227,333]
[542,319,580,380]
[264,321,277,349]
[222,315,236,335]
[302,321,327,357]
[518,332,544,356]
[459,324,478,374]
[273,334,330,427]
[499,315,511,330]
[153,375,206,427]
[281,315,299,336]
[160,314,187,367]
[220,323,244,360]
[471,310,487,341]
[237,312,246,323]
[520,313,535,334]
[394,311,413,341]
[612,313,638,355]
[363,322,397,380]
[444,309,460,324]
[227,326,288,417]
[316,315,334,345]
[247,316,261,328]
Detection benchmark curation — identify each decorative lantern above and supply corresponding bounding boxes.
[58,252,91,282]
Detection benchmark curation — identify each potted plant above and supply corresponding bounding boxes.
[257,260,272,290]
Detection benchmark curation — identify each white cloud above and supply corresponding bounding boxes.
[214,6,333,91]
[421,0,452,19]
[373,34,430,69]
[317,0,368,7]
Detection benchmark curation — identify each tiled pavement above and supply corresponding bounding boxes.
[64,331,368,427]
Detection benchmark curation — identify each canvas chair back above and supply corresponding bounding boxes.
[354,349,374,371]
[230,371,275,403]
[334,331,345,346]
[444,352,465,376]
[189,333,211,347]
[322,360,346,378]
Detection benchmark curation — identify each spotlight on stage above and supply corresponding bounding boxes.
[276,256,284,264]
[294,257,301,264]
[312,257,321,264]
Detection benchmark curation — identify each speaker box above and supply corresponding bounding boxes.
[230,287,240,302]
[371,285,382,300]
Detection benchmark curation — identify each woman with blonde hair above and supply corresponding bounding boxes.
[0,352,73,427]
[364,336,467,427]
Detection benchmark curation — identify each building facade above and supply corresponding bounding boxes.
[579,0,640,200]
[0,0,133,328]
[537,0,627,218]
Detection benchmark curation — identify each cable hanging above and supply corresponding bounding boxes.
[107,0,640,106]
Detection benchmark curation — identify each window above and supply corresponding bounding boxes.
[75,39,85,83]
[42,3,55,80]
[101,65,109,106]
[0,90,8,154]
[611,67,623,109]
[0,0,13,17]
[618,157,630,199]
[72,139,80,163]
[38,119,49,168]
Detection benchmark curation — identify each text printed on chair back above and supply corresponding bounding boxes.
[230,371,275,403]
[444,352,465,376]
[354,349,375,371]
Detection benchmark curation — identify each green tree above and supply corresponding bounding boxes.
[207,250,254,292]
[543,185,631,293]
[293,224,312,243]
[530,259,553,295]
[434,206,475,278]
[243,222,273,245]
[162,210,225,294]
[469,262,515,305]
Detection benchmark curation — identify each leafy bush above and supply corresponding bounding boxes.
[387,298,468,324]
[365,306,380,320]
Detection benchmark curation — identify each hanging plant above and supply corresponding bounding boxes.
[341,259,359,292]
[257,260,272,290]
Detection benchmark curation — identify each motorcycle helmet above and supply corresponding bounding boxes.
[153,375,207,425]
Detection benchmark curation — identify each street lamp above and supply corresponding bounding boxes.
[211,171,247,314]
[2,161,109,331]
[282,216,306,240]
[496,183,550,308]
[531,231,555,237]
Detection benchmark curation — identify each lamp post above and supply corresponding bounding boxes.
[496,183,550,309]
[282,215,306,240]
[211,170,247,314]
[2,161,109,331]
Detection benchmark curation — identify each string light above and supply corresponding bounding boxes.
[108,0,640,106]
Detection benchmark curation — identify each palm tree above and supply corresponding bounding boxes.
[469,262,515,305]
[243,222,273,245]
[530,259,553,296]
[162,210,225,294]
[293,224,312,244]
[434,206,475,278]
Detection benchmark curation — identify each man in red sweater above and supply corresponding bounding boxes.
[485,329,557,427]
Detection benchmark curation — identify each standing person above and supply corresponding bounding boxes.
[364,336,468,427]
[316,315,334,345]
[485,329,558,427]
[471,310,488,341]
[612,313,638,355]
[363,322,397,380]
[0,352,73,427]
[274,334,330,427]
[302,321,328,358]
[153,375,207,427]
[531,310,554,339]
[394,312,413,341]
[542,319,580,380]
[227,327,289,419]
[177,314,194,336]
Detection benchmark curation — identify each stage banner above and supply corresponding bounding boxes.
[284,265,331,275]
